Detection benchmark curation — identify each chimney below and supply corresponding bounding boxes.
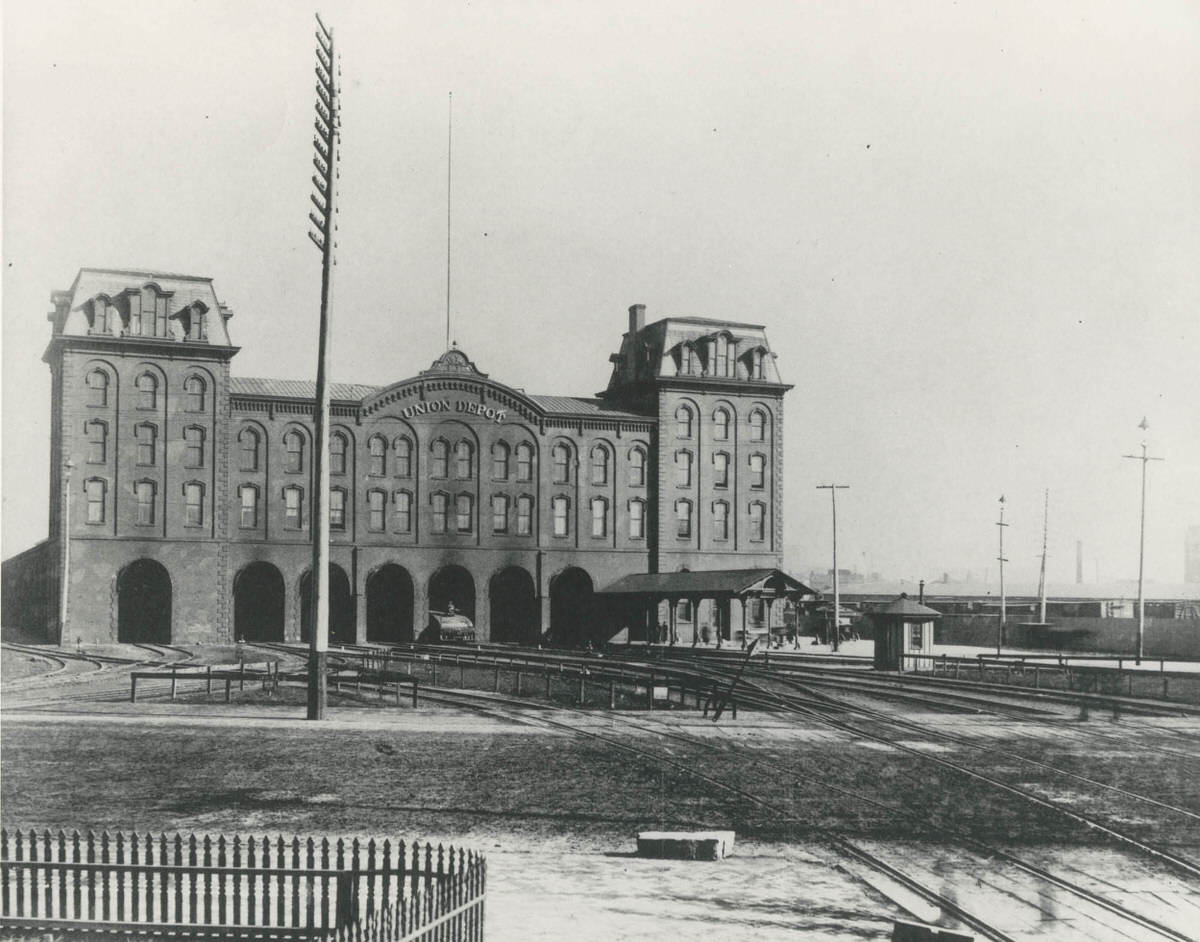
[918,580,925,605]
[628,303,645,336]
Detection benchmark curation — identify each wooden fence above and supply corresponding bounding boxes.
[0,828,485,941]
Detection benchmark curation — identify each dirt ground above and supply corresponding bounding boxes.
[4,670,1200,939]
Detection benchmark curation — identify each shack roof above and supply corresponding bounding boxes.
[598,568,816,598]
[871,594,942,619]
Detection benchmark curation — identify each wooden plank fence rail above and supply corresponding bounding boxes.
[0,829,485,941]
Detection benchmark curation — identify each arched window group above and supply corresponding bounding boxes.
[368,436,387,476]
[86,370,109,408]
[239,428,261,471]
[590,446,609,485]
[330,433,348,475]
[284,431,305,473]
[552,444,571,484]
[136,373,158,410]
[184,375,206,412]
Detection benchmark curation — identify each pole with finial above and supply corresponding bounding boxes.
[307,12,340,720]
[1123,418,1164,664]
[996,495,1008,655]
[446,91,453,351]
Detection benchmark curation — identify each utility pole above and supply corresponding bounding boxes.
[1123,418,1164,665]
[307,13,340,720]
[816,484,849,651]
[1037,489,1049,625]
[59,458,74,647]
[996,495,1008,656]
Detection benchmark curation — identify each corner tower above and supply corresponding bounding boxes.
[43,268,239,642]
[600,304,791,575]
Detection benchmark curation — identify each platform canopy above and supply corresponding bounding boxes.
[597,568,816,601]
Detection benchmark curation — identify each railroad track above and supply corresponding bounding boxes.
[353,679,1197,941]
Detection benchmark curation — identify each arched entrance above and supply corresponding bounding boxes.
[549,567,594,647]
[234,562,285,642]
[117,559,172,643]
[427,566,475,639]
[299,564,355,646]
[489,567,538,645]
[367,564,415,643]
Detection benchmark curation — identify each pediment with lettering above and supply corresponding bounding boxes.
[421,346,487,378]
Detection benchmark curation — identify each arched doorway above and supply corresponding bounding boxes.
[234,562,285,642]
[549,567,594,647]
[117,559,171,643]
[489,567,538,645]
[367,564,415,643]
[427,566,475,638]
[299,564,355,646]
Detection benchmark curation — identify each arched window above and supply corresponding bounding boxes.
[136,373,158,410]
[515,443,534,482]
[86,370,109,408]
[492,442,510,480]
[590,497,608,538]
[629,498,645,539]
[184,376,206,412]
[367,489,386,531]
[455,441,473,479]
[516,495,533,535]
[713,451,730,488]
[239,484,258,528]
[85,478,107,524]
[85,420,107,464]
[330,433,348,476]
[431,493,448,533]
[590,446,609,485]
[455,493,473,532]
[393,490,413,533]
[183,482,204,526]
[239,428,261,472]
[492,494,509,533]
[184,427,205,468]
[284,485,304,529]
[136,480,157,527]
[749,409,767,442]
[135,424,157,466]
[712,500,729,541]
[749,453,766,489]
[329,487,346,530]
[675,450,692,488]
[749,501,766,542]
[713,407,731,441]
[394,436,413,477]
[431,440,448,479]
[284,431,304,473]
[552,496,570,537]
[675,499,693,539]
[552,444,570,484]
[675,404,694,438]
[368,436,387,476]
[629,447,646,487]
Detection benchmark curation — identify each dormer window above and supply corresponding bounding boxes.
[86,298,109,335]
[679,343,695,376]
[713,334,731,377]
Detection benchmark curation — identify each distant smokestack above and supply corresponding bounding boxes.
[1076,540,1083,584]
[918,580,925,604]
[628,303,645,335]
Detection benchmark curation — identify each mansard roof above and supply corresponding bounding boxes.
[53,267,234,346]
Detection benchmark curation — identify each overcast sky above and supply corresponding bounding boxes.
[4,0,1198,587]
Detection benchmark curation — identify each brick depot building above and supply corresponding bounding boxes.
[6,267,793,646]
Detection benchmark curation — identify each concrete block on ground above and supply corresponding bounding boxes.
[636,830,735,860]
[892,920,973,941]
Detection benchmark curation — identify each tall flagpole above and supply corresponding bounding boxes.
[1123,418,1164,665]
[307,12,340,720]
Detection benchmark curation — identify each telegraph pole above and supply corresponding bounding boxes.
[996,495,1008,656]
[816,484,849,651]
[59,458,74,647]
[307,13,340,720]
[1123,418,1164,665]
